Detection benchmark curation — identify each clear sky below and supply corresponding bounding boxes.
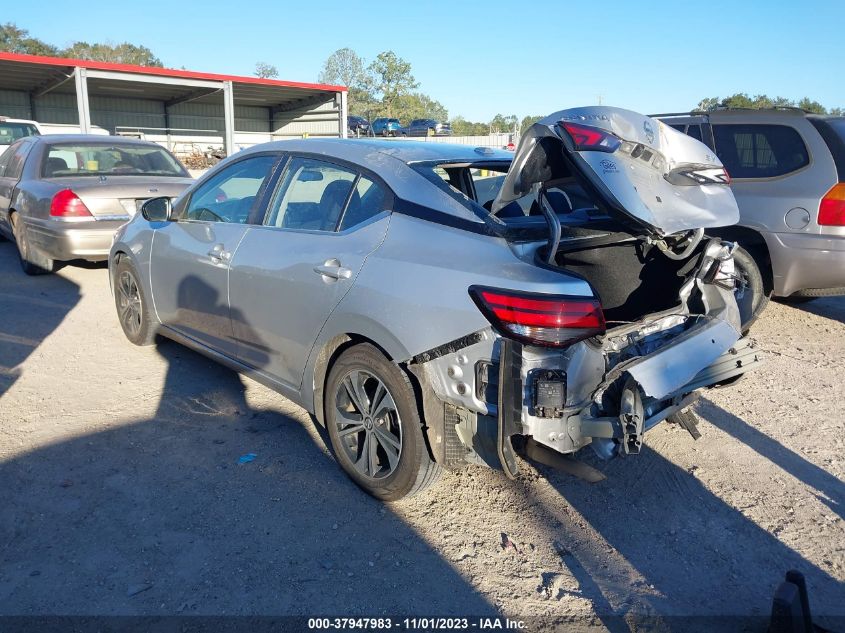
[5,0,844,121]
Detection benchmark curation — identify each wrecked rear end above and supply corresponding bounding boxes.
[413,107,762,477]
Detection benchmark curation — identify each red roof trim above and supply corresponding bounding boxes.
[0,51,347,92]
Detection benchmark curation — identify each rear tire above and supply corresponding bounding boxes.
[11,213,55,276]
[325,343,442,501]
[733,245,769,334]
[113,257,157,346]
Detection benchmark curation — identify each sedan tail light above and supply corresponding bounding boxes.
[50,189,93,218]
[470,286,606,347]
[559,122,621,153]
[818,183,845,226]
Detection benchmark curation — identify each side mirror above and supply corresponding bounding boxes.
[141,196,172,222]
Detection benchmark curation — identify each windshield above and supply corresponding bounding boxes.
[0,122,39,145]
[42,143,187,178]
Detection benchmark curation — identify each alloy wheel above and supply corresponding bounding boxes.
[333,369,403,480]
[117,271,143,337]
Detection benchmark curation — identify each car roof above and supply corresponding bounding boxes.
[234,138,512,224]
[243,138,512,164]
[30,134,169,147]
[0,117,39,124]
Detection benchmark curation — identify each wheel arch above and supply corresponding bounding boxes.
[709,225,774,294]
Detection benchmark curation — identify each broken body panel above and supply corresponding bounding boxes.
[406,107,759,472]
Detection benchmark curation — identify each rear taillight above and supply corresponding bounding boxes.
[559,122,621,153]
[819,183,845,226]
[50,189,92,218]
[470,286,606,347]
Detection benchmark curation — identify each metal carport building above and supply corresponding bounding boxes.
[0,52,348,156]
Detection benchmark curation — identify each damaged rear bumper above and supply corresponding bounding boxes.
[409,273,763,475]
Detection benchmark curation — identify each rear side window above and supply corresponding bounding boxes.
[338,176,388,231]
[713,124,809,178]
[5,141,33,180]
[808,117,845,181]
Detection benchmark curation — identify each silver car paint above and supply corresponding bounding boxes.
[657,109,845,296]
[0,135,192,262]
[494,106,739,236]
[111,129,752,466]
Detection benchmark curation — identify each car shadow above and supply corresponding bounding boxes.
[777,295,845,324]
[695,397,843,521]
[0,241,81,403]
[0,336,497,617]
[516,430,844,629]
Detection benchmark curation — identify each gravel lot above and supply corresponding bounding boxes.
[0,239,842,628]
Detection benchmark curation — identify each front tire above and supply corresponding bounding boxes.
[325,344,442,501]
[11,213,55,275]
[113,257,157,346]
[732,245,769,334]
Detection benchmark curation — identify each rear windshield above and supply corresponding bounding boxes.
[0,122,39,145]
[42,143,187,178]
[809,117,845,182]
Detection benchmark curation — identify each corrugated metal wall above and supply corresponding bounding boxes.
[1,88,341,149]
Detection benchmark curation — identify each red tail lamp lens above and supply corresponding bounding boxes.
[49,189,92,218]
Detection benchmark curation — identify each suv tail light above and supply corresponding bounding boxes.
[559,122,621,153]
[819,184,845,226]
[50,189,92,218]
[470,286,606,347]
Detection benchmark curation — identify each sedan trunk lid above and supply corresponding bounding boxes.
[492,106,740,237]
[44,175,193,218]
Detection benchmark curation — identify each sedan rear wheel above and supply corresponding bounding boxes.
[11,213,55,276]
[113,257,156,346]
[732,245,769,334]
[325,344,441,500]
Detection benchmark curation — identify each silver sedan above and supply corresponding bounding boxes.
[0,134,192,274]
[109,107,761,500]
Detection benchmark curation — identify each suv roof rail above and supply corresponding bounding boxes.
[650,111,708,118]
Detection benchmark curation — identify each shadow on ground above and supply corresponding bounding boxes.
[777,295,845,324]
[0,338,496,616]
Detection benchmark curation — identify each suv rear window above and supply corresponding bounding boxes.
[713,124,809,179]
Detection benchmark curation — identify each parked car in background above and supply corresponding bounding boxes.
[371,117,403,137]
[109,107,759,500]
[404,119,452,137]
[347,115,370,137]
[0,135,192,275]
[0,116,42,149]
[656,108,845,309]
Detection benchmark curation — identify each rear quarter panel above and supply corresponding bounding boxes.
[309,213,594,362]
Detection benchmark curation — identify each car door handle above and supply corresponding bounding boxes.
[313,259,352,280]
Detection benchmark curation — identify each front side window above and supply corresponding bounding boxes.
[713,124,810,178]
[182,154,278,224]
[266,158,357,231]
[42,143,187,178]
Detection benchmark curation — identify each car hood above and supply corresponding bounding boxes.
[491,106,740,237]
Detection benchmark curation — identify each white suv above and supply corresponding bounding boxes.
[0,117,43,150]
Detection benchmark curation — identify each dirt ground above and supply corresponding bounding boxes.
[0,239,842,629]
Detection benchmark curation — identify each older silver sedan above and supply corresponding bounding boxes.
[109,107,761,500]
[0,134,192,274]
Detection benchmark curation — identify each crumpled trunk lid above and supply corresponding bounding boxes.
[492,106,740,237]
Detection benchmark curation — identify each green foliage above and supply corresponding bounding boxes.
[519,115,543,133]
[697,93,841,115]
[489,114,518,134]
[450,116,488,136]
[392,93,448,123]
[61,41,163,66]
[367,51,419,118]
[254,62,279,79]
[0,22,59,56]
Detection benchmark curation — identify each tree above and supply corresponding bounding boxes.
[450,116,488,136]
[318,48,374,116]
[392,93,448,123]
[797,97,826,114]
[367,51,418,117]
[254,62,279,79]
[489,114,518,134]
[62,41,163,66]
[0,22,59,56]
[519,115,543,133]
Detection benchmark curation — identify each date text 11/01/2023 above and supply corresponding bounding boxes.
[307,617,526,630]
